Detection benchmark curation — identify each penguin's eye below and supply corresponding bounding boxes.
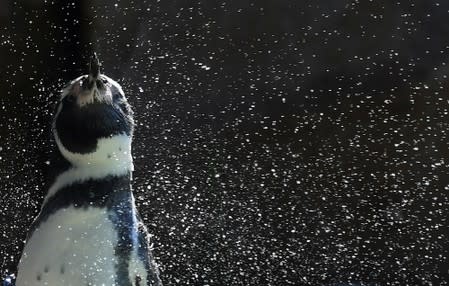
[64,94,76,103]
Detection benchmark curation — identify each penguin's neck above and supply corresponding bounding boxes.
[31,173,134,236]
[43,147,134,206]
[43,174,132,211]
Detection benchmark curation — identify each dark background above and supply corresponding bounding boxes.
[1,0,449,285]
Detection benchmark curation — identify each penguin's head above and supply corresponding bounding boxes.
[53,53,134,167]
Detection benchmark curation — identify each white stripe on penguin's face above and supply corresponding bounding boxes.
[53,129,133,168]
[60,75,84,99]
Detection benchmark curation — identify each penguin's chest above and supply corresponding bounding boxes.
[17,206,119,286]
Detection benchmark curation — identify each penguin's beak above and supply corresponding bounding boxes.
[83,52,101,90]
[89,52,100,81]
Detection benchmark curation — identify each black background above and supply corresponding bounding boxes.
[1,1,449,285]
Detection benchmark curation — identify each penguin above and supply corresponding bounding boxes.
[16,53,162,286]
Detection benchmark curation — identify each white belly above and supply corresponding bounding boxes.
[16,206,119,286]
